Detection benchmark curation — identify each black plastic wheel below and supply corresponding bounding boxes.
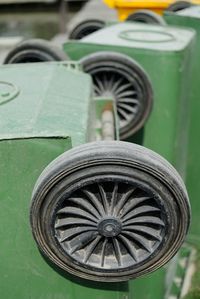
[80,52,153,140]
[166,1,192,12]
[126,10,166,25]
[4,39,68,64]
[69,19,105,40]
[30,141,190,282]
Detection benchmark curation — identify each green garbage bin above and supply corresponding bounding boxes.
[63,24,195,299]
[64,23,195,168]
[0,61,124,299]
[0,61,191,299]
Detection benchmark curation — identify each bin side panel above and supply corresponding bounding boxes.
[165,11,200,244]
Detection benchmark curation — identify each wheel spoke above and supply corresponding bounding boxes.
[82,189,105,217]
[57,207,98,223]
[101,238,108,267]
[117,102,138,114]
[120,196,150,217]
[108,75,116,92]
[70,231,98,254]
[98,184,109,214]
[117,90,137,99]
[122,231,152,253]
[84,235,102,263]
[95,77,106,93]
[94,84,102,95]
[118,107,131,121]
[123,225,161,241]
[55,217,96,229]
[123,216,165,227]
[110,77,124,93]
[68,197,102,219]
[59,226,96,243]
[113,238,122,266]
[114,188,135,216]
[115,82,133,95]
[117,98,138,104]
[122,206,160,222]
[102,74,109,90]
[118,235,138,262]
[110,183,118,215]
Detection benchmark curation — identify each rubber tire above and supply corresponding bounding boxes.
[126,9,166,25]
[4,39,68,64]
[69,19,105,40]
[166,1,192,12]
[30,141,190,282]
[80,51,153,140]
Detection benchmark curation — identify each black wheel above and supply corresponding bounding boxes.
[166,1,192,12]
[30,141,190,282]
[80,52,153,140]
[126,10,166,25]
[69,19,105,40]
[4,39,68,64]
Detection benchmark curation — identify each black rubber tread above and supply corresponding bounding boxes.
[4,39,68,64]
[30,141,190,282]
[126,9,166,25]
[69,19,105,40]
[80,51,153,140]
[166,1,192,12]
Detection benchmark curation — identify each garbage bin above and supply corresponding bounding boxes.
[104,0,200,21]
[64,22,195,170]
[0,61,190,299]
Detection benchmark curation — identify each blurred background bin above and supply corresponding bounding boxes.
[104,0,200,21]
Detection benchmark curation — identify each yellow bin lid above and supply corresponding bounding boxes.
[104,0,200,9]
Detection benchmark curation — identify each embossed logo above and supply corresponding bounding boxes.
[119,30,175,43]
[0,81,20,105]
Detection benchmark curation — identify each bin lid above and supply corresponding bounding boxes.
[104,0,200,9]
[82,22,195,51]
[0,62,92,145]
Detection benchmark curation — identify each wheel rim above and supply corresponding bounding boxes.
[70,20,105,40]
[81,54,153,139]
[129,15,159,24]
[4,39,67,64]
[166,1,192,12]
[126,11,165,25]
[54,179,167,271]
[93,68,141,134]
[30,141,190,282]
[8,51,54,63]
[78,26,100,39]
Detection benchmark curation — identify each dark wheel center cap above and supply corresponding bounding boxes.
[98,217,122,237]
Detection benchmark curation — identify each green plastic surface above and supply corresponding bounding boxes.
[0,62,128,299]
[165,7,200,246]
[81,22,194,51]
[0,62,92,146]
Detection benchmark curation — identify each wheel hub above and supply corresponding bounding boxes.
[98,217,122,237]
